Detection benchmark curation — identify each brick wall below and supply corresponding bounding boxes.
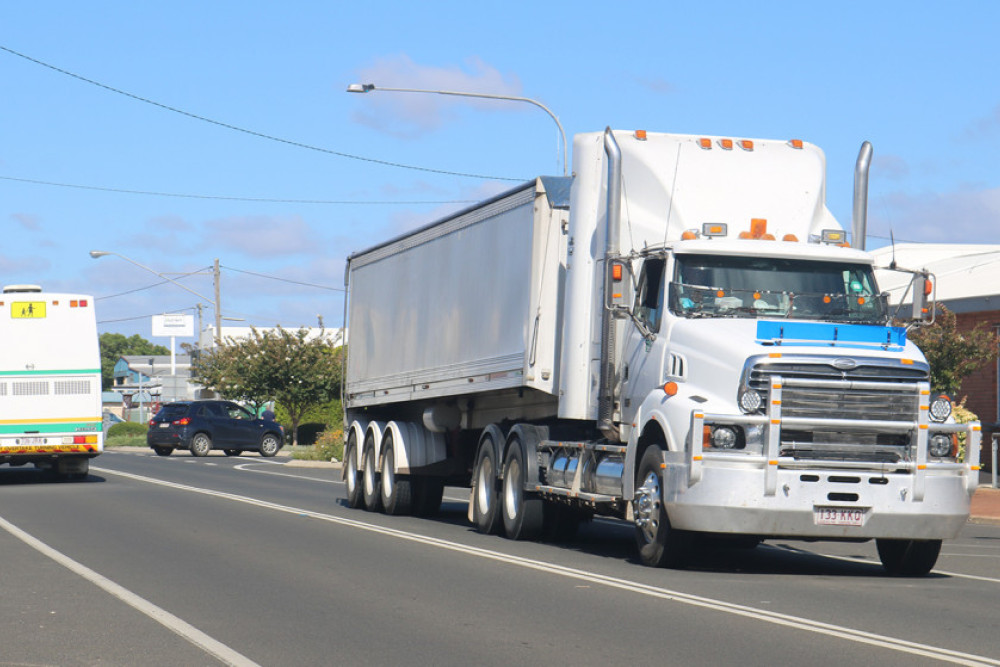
[952,310,1000,471]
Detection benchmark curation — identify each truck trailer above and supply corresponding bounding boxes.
[342,128,980,575]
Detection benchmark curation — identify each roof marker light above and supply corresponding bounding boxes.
[634,129,648,140]
[782,234,798,242]
[719,138,734,150]
[739,140,754,151]
[821,229,846,245]
[701,223,728,237]
[681,230,698,240]
[698,138,712,149]
[789,139,804,149]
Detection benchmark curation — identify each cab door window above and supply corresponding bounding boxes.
[634,257,665,333]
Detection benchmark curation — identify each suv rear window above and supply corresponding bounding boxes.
[155,404,190,421]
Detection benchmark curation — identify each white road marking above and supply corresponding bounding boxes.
[0,515,259,667]
[93,466,999,666]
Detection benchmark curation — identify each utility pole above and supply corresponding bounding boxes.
[213,258,222,345]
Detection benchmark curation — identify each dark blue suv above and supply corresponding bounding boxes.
[147,400,284,458]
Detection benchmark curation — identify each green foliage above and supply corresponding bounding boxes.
[952,399,978,462]
[108,421,148,437]
[190,327,344,445]
[297,428,344,462]
[908,305,999,396]
[99,333,170,390]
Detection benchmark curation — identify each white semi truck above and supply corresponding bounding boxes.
[343,128,981,575]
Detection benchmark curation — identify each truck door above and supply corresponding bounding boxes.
[621,256,667,427]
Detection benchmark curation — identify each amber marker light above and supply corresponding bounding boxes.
[719,138,734,150]
[663,381,678,396]
[698,137,712,149]
[739,140,754,151]
[634,129,648,140]
[789,139,804,149]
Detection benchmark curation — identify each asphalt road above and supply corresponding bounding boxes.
[1,449,998,666]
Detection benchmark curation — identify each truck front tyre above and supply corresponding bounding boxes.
[501,439,544,541]
[472,438,502,534]
[634,446,692,568]
[379,433,413,515]
[361,436,382,512]
[876,538,942,576]
[343,431,365,509]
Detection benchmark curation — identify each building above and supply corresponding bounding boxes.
[873,243,1000,471]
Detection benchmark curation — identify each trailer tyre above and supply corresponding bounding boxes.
[379,433,413,515]
[634,446,693,568]
[361,435,382,512]
[412,478,444,517]
[501,439,544,541]
[876,538,941,576]
[343,430,365,509]
[472,438,502,534]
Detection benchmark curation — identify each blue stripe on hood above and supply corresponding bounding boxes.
[756,321,907,349]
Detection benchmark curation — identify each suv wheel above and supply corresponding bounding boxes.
[190,433,212,457]
[259,433,280,458]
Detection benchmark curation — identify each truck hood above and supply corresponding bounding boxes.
[664,317,926,411]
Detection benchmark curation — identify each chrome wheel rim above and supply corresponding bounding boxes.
[476,456,494,515]
[504,457,521,519]
[634,470,661,544]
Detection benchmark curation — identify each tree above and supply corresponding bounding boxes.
[907,305,999,396]
[99,333,170,390]
[191,327,343,446]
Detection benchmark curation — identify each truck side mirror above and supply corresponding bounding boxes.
[910,272,933,323]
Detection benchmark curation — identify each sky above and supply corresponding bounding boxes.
[2,1,999,341]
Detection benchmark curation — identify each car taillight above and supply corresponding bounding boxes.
[148,419,155,426]
[173,417,191,426]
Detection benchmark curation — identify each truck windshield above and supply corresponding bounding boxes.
[669,255,888,324]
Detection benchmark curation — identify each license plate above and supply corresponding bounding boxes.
[814,507,866,527]
[18,437,45,445]
[159,423,170,428]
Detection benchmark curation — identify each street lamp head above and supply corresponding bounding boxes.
[89,250,110,259]
[346,83,375,93]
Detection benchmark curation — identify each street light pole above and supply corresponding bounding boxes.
[347,82,568,176]
[89,250,222,344]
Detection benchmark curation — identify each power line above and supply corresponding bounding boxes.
[0,44,522,182]
[221,265,345,292]
[0,174,478,206]
[95,268,213,301]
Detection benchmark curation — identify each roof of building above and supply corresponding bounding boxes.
[872,243,1000,313]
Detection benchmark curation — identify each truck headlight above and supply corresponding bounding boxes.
[738,389,763,414]
[710,426,739,449]
[928,395,952,422]
[928,434,954,458]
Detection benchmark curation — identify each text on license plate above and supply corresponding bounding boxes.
[159,423,170,428]
[814,507,866,527]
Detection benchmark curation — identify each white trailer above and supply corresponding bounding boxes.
[343,129,980,575]
[0,285,103,479]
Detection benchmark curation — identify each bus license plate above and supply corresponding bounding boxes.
[814,507,866,527]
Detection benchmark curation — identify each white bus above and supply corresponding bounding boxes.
[0,285,103,479]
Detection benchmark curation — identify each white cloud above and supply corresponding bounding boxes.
[960,104,1000,141]
[11,213,40,230]
[870,186,1000,243]
[349,54,524,137]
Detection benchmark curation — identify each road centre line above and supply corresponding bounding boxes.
[0,514,259,667]
[93,466,999,667]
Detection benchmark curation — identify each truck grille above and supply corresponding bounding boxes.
[747,360,928,463]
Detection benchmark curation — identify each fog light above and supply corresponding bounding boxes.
[711,426,738,449]
[929,396,952,422]
[738,389,762,413]
[929,434,953,458]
